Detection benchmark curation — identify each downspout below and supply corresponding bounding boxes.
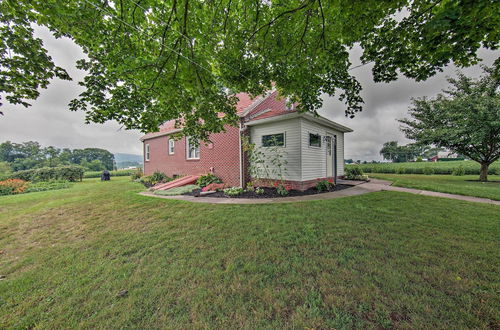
[239,120,244,188]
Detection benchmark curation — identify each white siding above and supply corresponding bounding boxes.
[300,118,345,180]
[249,118,301,181]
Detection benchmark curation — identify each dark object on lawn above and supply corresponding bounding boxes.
[101,170,110,181]
[116,290,128,298]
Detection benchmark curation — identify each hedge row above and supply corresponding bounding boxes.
[83,169,137,178]
[348,161,500,175]
[11,166,84,182]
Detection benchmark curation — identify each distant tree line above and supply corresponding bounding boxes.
[0,141,115,173]
[379,141,444,163]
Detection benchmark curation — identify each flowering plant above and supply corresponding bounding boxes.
[0,179,29,195]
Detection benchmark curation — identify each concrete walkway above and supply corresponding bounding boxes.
[363,179,500,205]
[139,178,499,205]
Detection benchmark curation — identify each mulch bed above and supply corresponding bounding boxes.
[183,184,353,199]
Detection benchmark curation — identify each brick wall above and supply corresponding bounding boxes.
[143,124,242,187]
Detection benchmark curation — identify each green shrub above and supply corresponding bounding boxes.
[25,181,72,193]
[0,185,13,196]
[255,187,265,195]
[316,179,333,192]
[345,166,364,180]
[416,157,423,162]
[131,168,143,180]
[139,172,171,188]
[196,173,222,188]
[11,166,84,182]
[423,167,434,175]
[224,187,244,196]
[452,165,465,176]
[154,185,199,196]
[150,171,169,183]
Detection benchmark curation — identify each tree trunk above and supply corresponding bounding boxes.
[479,163,489,182]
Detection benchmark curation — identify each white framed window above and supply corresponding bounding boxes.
[186,137,200,159]
[168,139,175,155]
[145,143,150,161]
[261,133,285,147]
[309,133,322,148]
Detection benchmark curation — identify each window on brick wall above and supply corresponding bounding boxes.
[145,143,150,161]
[168,139,175,155]
[186,137,200,159]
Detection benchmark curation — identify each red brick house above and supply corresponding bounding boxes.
[141,91,352,190]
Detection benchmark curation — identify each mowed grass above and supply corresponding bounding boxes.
[0,177,499,328]
[369,173,500,201]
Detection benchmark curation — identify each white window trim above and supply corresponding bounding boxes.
[145,143,150,161]
[186,137,200,160]
[261,132,286,148]
[308,132,322,148]
[168,139,175,155]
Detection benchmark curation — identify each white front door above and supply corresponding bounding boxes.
[326,135,334,177]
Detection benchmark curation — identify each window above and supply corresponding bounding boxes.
[168,139,175,155]
[309,133,322,147]
[186,137,200,159]
[145,144,150,161]
[262,133,285,147]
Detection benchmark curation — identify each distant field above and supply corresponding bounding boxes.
[348,160,500,175]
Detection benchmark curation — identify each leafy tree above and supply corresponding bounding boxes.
[1,1,498,138]
[71,148,115,170]
[380,141,426,163]
[400,65,499,181]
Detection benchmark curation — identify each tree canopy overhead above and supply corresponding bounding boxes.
[1,0,499,139]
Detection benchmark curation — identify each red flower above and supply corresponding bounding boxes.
[328,178,334,183]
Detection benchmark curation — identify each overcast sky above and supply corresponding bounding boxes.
[0,26,497,159]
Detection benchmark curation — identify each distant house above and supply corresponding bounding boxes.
[140,91,352,190]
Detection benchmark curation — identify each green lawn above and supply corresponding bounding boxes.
[1,177,499,328]
[369,173,500,201]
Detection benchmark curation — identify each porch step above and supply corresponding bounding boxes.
[152,175,200,191]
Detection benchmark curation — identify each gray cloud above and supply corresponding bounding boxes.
[0,27,498,159]
[319,47,498,160]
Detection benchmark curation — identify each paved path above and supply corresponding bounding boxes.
[363,179,500,205]
[139,178,499,205]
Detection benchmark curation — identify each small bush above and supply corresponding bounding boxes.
[345,166,367,180]
[316,179,334,192]
[274,182,292,196]
[140,172,171,188]
[223,187,244,196]
[452,165,465,176]
[423,167,434,175]
[131,169,143,180]
[416,157,423,162]
[255,187,265,195]
[12,166,84,182]
[154,185,199,196]
[196,173,222,188]
[0,179,29,195]
[0,185,13,196]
